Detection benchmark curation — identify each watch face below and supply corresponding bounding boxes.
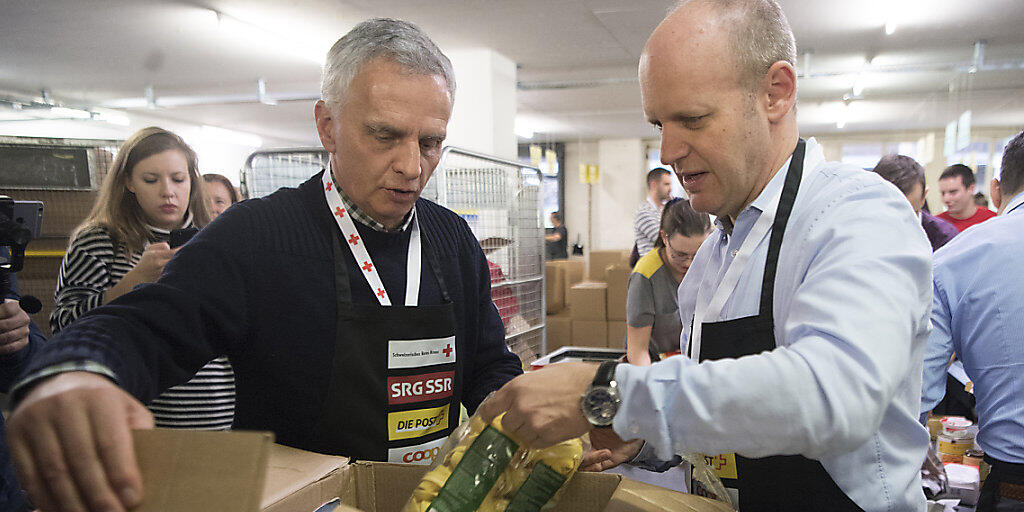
[583,386,619,425]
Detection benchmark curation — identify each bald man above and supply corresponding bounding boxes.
[480,1,932,510]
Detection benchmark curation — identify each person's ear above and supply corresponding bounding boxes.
[314,100,339,154]
[991,178,1003,211]
[762,61,797,124]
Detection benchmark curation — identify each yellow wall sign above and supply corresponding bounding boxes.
[578,163,599,184]
[387,405,451,441]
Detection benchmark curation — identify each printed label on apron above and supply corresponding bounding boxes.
[388,371,455,405]
[388,336,457,369]
[387,437,447,465]
[388,404,451,441]
[704,453,738,479]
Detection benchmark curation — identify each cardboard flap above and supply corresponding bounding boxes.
[261,444,349,510]
[550,472,621,511]
[606,477,734,512]
[134,429,273,512]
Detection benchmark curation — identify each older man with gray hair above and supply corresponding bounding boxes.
[480,0,932,510]
[7,18,522,512]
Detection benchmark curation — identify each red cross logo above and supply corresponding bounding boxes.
[376,288,386,298]
[713,455,727,471]
[325,181,332,191]
[361,261,373,272]
[443,344,453,357]
[348,234,360,245]
[334,206,345,218]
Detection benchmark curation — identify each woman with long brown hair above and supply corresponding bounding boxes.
[51,126,235,430]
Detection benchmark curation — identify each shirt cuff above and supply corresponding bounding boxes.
[627,440,683,472]
[10,360,119,403]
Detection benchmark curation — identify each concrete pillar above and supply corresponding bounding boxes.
[445,48,517,160]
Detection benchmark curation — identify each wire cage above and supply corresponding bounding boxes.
[241,146,547,365]
[423,147,546,365]
[240,148,329,199]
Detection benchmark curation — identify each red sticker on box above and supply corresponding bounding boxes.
[387,371,455,405]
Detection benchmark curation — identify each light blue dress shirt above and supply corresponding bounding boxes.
[921,190,1024,465]
[613,139,932,511]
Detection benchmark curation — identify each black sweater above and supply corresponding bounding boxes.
[17,172,522,452]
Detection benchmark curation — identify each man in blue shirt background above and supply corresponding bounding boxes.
[922,129,1024,511]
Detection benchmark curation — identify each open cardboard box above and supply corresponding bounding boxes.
[131,428,731,512]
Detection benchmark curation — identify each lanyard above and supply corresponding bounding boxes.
[688,177,784,361]
[322,170,422,307]
[688,139,817,361]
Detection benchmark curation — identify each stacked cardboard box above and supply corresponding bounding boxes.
[544,253,636,353]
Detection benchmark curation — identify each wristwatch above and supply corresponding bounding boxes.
[580,360,622,427]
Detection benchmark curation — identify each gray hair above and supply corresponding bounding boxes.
[674,0,797,87]
[321,18,456,112]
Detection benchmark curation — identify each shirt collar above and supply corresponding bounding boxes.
[328,162,416,234]
[714,138,823,234]
[145,211,194,240]
[1004,190,1024,216]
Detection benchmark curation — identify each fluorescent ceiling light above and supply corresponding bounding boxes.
[852,74,865,97]
[884,20,896,35]
[49,107,92,119]
[213,10,329,65]
[515,119,534,139]
[94,109,130,126]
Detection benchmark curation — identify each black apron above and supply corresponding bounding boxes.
[689,141,864,511]
[307,222,461,464]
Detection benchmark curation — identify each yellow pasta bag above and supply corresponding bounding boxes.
[402,412,584,512]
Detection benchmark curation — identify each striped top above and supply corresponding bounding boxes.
[633,199,661,256]
[51,218,235,430]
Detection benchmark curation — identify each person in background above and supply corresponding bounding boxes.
[974,192,989,207]
[938,163,996,231]
[8,20,521,512]
[922,129,1024,511]
[872,154,959,251]
[625,199,710,366]
[633,168,674,261]
[203,173,240,220]
[544,211,568,260]
[0,248,44,512]
[481,0,932,509]
[48,127,236,431]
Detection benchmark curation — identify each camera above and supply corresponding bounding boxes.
[1,196,44,313]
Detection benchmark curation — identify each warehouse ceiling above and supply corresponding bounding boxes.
[1,0,1023,145]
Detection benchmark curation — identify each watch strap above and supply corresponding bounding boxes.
[592,360,618,388]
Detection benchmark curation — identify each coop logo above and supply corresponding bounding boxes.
[387,405,450,441]
[388,371,455,405]
[388,336,456,369]
[388,438,447,465]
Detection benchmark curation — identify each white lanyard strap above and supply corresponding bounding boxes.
[322,170,421,307]
[689,184,783,361]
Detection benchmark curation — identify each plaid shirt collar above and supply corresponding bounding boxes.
[328,164,415,233]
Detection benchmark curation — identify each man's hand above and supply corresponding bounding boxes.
[0,299,31,355]
[581,428,643,472]
[478,362,598,449]
[7,371,154,512]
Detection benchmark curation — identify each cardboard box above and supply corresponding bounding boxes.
[131,428,729,512]
[573,319,608,348]
[552,258,586,300]
[569,281,608,321]
[546,312,573,353]
[604,264,631,321]
[545,262,567,314]
[587,250,630,281]
[607,321,627,349]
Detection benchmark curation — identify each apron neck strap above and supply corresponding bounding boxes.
[759,139,806,317]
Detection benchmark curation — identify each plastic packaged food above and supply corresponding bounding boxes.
[401,412,584,512]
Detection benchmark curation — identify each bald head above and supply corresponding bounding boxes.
[638,0,800,220]
[649,0,797,89]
